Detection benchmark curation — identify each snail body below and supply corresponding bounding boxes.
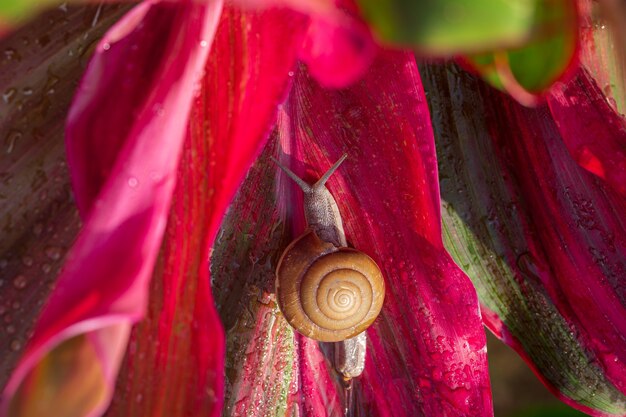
[273,155,385,343]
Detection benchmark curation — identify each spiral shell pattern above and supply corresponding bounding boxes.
[276,230,385,342]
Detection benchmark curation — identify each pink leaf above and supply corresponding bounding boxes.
[276,51,493,416]
[1,1,222,416]
[548,67,626,197]
[101,6,309,417]
[299,11,377,88]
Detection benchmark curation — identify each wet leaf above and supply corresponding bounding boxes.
[2,2,223,416]
[283,54,493,416]
[0,0,126,396]
[213,51,494,417]
[212,137,346,416]
[420,61,626,416]
[102,6,308,417]
[547,67,626,197]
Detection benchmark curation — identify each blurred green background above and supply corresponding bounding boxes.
[488,332,588,417]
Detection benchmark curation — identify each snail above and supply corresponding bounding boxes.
[273,154,385,343]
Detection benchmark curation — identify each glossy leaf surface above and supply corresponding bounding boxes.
[2,1,222,416]
[548,68,626,197]
[213,52,493,416]
[420,62,626,416]
[101,5,308,417]
[0,3,126,394]
[213,138,345,417]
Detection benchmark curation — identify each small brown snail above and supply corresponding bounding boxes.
[273,154,385,343]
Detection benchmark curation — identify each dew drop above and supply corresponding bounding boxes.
[2,88,16,104]
[45,74,60,95]
[33,223,44,235]
[12,275,27,289]
[41,263,52,274]
[102,42,111,51]
[149,171,161,182]
[200,40,208,47]
[45,246,62,260]
[128,177,139,188]
[4,130,23,154]
[10,340,22,351]
[6,325,15,334]
[4,48,21,62]
[21,256,33,267]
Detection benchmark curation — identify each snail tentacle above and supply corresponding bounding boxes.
[313,153,347,189]
[270,156,311,192]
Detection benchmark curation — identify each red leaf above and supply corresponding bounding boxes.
[420,62,626,415]
[102,6,309,417]
[276,51,493,416]
[548,67,626,197]
[2,1,222,415]
[494,86,626,401]
[299,11,377,88]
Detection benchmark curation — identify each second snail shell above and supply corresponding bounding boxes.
[276,229,385,342]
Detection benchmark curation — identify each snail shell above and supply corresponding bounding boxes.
[276,229,385,342]
[273,154,385,343]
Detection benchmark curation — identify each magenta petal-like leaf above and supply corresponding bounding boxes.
[66,0,219,216]
[299,10,377,88]
[277,52,493,416]
[548,67,626,196]
[1,1,222,416]
[101,6,309,417]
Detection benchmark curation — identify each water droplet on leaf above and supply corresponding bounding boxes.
[45,246,62,260]
[12,275,27,289]
[128,177,138,188]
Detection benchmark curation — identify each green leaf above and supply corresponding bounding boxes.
[464,0,577,102]
[356,0,559,54]
[0,0,68,25]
